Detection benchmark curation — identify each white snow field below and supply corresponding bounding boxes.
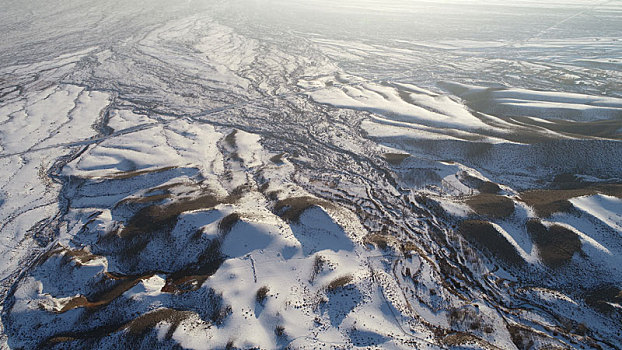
[1,0,621,349]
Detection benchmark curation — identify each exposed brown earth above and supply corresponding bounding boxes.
[256,286,270,304]
[525,219,582,267]
[363,233,391,250]
[458,220,523,266]
[59,274,153,313]
[326,275,353,292]
[45,308,195,347]
[124,308,194,337]
[269,152,286,164]
[218,213,241,235]
[585,285,622,314]
[161,235,226,294]
[274,196,335,222]
[519,184,622,217]
[100,166,178,180]
[459,172,501,194]
[440,332,496,348]
[465,194,515,218]
[118,193,223,239]
[224,129,237,147]
[383,153,410,166]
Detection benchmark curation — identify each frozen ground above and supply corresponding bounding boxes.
[1,0,621,349]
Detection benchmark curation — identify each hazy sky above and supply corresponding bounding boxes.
[1,0,620,66]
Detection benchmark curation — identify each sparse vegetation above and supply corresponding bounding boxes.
[364,234,391,250]
[162,239,226,294]
[459,172,501,194]
[585,284,622,314]
[114,183,182,208]
[465,194,515,218]
[448,307,485,333]
[274,196,333,222]
[111,186,246,261]
[38,160,53,188]
[118,193,223,239]
[256,286,270,304]
[225,130,237,147]
[526,219,581,267]
[552,173,583,190]
[43,308,195,346]
[219,213,241,236]
[274,325,285,337]
[458,220,523,265]
[465,142,493,160]
[228,152,243,162]
[210,305,232,325]
[507,324,536,350]
[115,193,171,207]
[383,153,409,165]
[102,166,178,180]
[310,254,326,283]
[228,185,251,202]
[95,185,236,293]
[46,336,76,345]
[59,274,152,313]
[400,242,418,258]
[58,296,90,313]
[478,181,501,194]
[61,248,99,265]
[520,183,622,217]
[326,275,353,292]
[270,153,286,164]
[125,308,194,338]
[519,190,576,217]
[266,190,280,201]
[441,332,486,347]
